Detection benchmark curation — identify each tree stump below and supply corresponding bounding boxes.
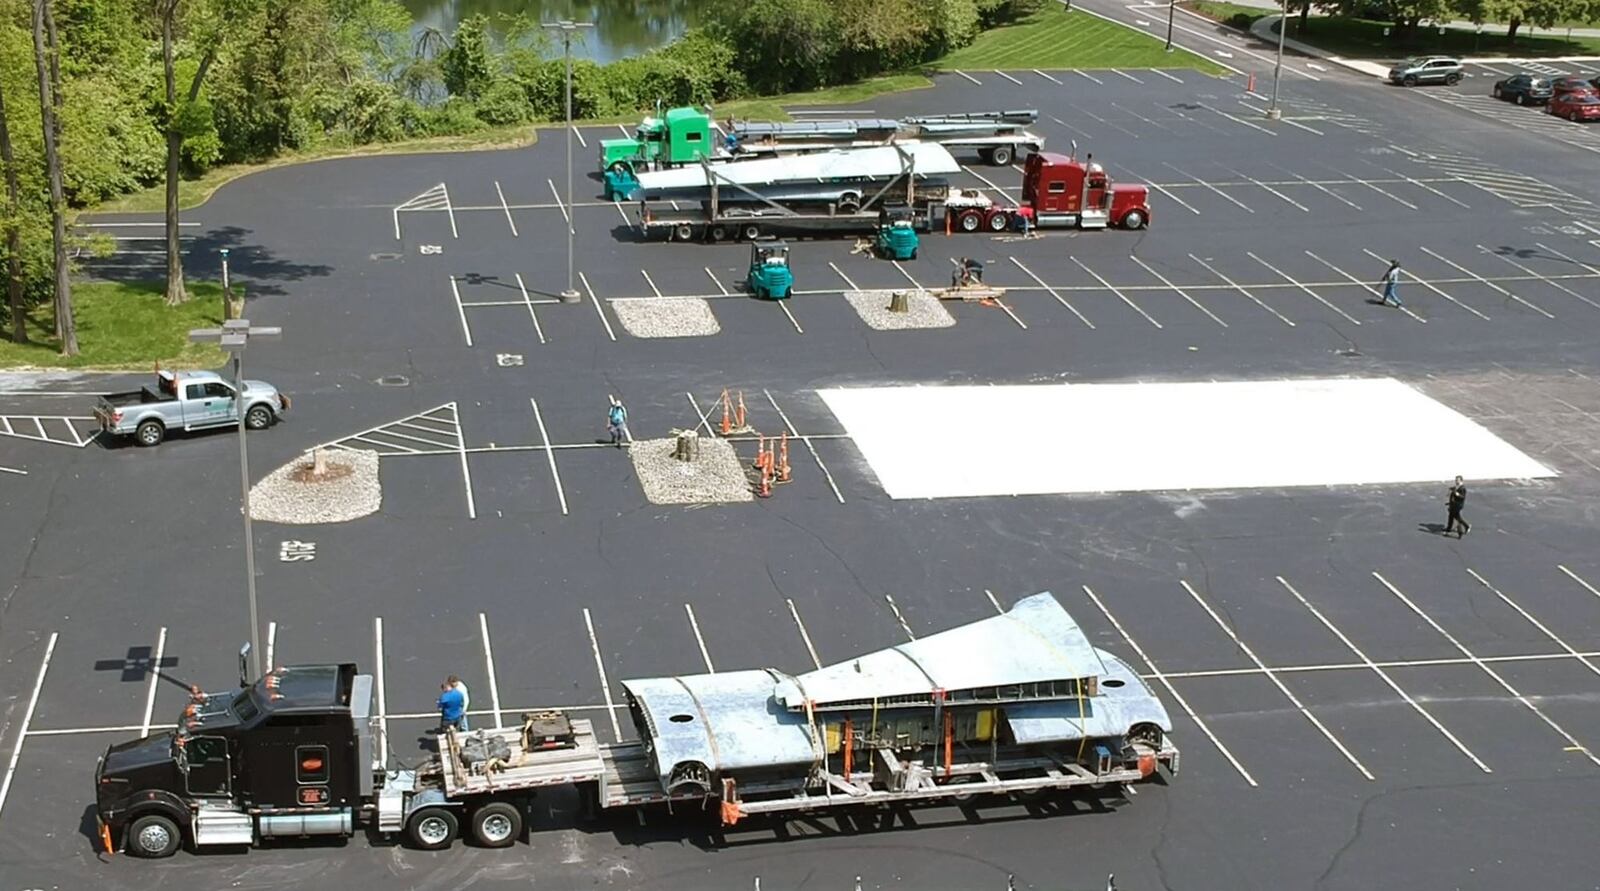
[888,290,910,313]
[311,447,328,478]
[672,429,700,462]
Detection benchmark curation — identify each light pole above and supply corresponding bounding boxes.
[189,319,281,682]
[1266,0,1287,120]
[542,19,594,303]
[1165,0,1176,51]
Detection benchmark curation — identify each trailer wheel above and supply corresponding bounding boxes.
[989,145,1014,166]
[245,404,273,430]
[957,210,983,233]
[709,225,728,243]
[470,802,523,848]
[673,223,695,242]
[1120,209,1147,230]
[135,419,165,447]
[838,192,862,213]
[985,210,1010,232]
[126,814,182,858]
[740,223,761,241]
[406,808,459,850]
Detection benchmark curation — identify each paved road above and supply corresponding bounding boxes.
[4,23,1600,891]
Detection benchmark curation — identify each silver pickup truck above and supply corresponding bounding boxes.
[94,369,289,447]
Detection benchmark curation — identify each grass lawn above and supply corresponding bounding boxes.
[936,9,1227,73]
[1183,1,1600,58]
[0,281,229,370]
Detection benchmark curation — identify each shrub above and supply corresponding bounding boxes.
[474,77,531,126]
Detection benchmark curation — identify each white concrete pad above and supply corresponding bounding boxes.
[817,379,1555,500]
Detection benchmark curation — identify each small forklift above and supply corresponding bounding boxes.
[873,215,919,260]
[746,241,793,300]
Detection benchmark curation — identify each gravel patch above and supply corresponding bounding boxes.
[611,297,721,338]
[844,289,955,330]
[630,435,755,505]
[250,448,381,524]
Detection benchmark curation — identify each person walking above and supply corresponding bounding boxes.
[448,675,471,731]
[436,680,466,734]
[1378,259,1404,308]
[1445,475,1471,537]
[607,398,630,448]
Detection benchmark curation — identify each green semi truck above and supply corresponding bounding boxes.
[599,106,716,175]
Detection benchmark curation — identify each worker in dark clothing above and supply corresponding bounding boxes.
[952,257,984,287]
[1445,475,1471,537]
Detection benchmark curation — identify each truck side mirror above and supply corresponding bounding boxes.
[239,642,252,688]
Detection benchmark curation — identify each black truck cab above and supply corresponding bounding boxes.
[96,663,375,857]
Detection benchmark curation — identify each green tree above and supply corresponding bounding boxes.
[0,49,24,343]
[707,0,839,94]
[440,13,491,99]
[32,0,75,354]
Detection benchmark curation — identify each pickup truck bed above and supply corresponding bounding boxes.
[99,388,165,408]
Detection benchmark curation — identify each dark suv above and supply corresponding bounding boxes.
[1388,56,1463,86]
[1493,74,1554,105]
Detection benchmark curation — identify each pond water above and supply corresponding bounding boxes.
[400,0,702,63]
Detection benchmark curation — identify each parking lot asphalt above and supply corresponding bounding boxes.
[6,53,1600,891]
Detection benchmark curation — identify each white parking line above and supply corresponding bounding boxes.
[1072,256,1161,328]
[1111,69,1144,83]
[529,397,570,516]
[884,594,916,641]
[1537,242,1600,282]
[984,588,1005,614]
[571,125,587,149]
[764,389,845,503]
[1234,169,1309,212]
[1359,247,1489,320]
[1275,576,1491,773]
[450,277,474,347]
[141,627,168,739]
[705,268,730,296]
[786,599,824,669]
[1179,581,1373,780]
[685,604,715,673]
[614,201,632,228]
[1081,586,1257,787]
[828,261,860,291]
[265,620,277,669]
[776,299,804,334]
[1481,246,1600,311]
[1368,162,1470,208]
[1048,114,1095,140]
[514,273,548,345]
[1163,162,1253,212]
[478,613,504,728]
[583,609,623,740]
[548,178,575,228]
[373,618,388,759]
[0,632,56,821]
[685,392,717,439]
[1010,257,1093,327]
[0,465,25,475]
[1304,250,1425,323]
[1277,116,1325,136]
[495,181,519,237]
[1034,69,1063,84]
[641,269,664,298]
[1190,253,1295,326]
[994,70,1023,85]
[1419,246,1554,318]
[1348,173,1418,210]
[1074,70,1104,85]
[1148,68,1184,83]
[578,271,618,342]
[1372,571,1600,767]
[1559,564,1600,602]
[1199,101,1275,136]
[1468,569,1600,680]
[1283,170,1361,210]
[954,70,982,84]
[1248,251,1362,325]
[443,183,459,239]
[1130,255,1226,326]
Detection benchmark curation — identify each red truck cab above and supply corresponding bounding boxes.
[1018,151,1150,230]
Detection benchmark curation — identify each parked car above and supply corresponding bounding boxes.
[94,369,288,447]
[1549,92,1600,122]
[1550,75,1599,97]
[1388,56,1463,86]
[1493,74,1554,105]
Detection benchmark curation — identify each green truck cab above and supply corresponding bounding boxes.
[599,106,715,198]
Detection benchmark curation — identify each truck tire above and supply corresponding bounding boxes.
[406,808,458,850]
[126,813,182,858]
[958,210,983,233]
[989,145,1014,166]
[1120,209,1147,230]
[245,405,273,430]
[740,223,761,241]
[135,419,165,447]
[709,225,728,243]
[985,210,1010,232]
[838,192,861,213]
[673,223,694,242]
[470,802,523,848]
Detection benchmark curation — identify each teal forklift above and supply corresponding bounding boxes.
[873,214,920,260]
[747,241,793,300]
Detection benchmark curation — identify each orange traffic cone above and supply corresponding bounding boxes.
[754,435,767,469]
[778,433,791,482]
[719,390,732,436]
[735,391,747,429]
[758,461,772,498]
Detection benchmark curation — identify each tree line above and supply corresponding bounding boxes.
[1283,0,1600,42]
[0,0,1040,355]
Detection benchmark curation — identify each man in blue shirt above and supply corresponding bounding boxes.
[607,399,630,448]
[437,681,466,733]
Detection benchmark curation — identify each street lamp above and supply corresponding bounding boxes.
[189,318,282,682]
[1165,0,1176,52]
[1266,0,1287,120]
[542,19,594,303]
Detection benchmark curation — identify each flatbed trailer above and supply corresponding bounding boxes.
[732,110,1044,166]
